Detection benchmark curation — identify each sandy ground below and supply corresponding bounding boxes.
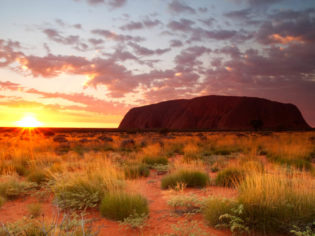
[0,169,237,236]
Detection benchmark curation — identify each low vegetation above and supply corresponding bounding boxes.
[215,167,246,187]
[124,164,150,179]
[0,130,314,235]
[161,170,209,189]
[99,192,149,221]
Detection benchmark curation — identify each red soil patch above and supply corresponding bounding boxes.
[0,173,234,235]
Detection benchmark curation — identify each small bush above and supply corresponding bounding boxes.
[0,176,37,200]
[53,174,115,210]
[167,194,203,214]
[0,213,97,235]
[238,172,315,233]
[142,156,168,166]
[27,169,48,185]
[27,203,42,218]
[100,192,149,221]
[120,213,148,229]
[124,164,150,179]
[215,167,246,187]
[203,197,237,226]
[161,170,209,189]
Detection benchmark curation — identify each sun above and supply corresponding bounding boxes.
[16,115,43,128]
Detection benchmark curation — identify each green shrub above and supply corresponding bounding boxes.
[0,176,37,200]
[53,174,112,210]
[120,213,148,229]
[161,170,209,189]
[124,164,150,179]
[238,172,315,233]
[203,197,237,226]
[216,204,250,234]
[27,169,48,184]
[164,143,184,157]
[215,167,245,187]
[100,192,149,221]
[167,194,203,214]
[267,154,312,171]
[0,213,97,235]
[142,156,168,166]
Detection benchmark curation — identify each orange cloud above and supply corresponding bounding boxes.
[270,34,303,44]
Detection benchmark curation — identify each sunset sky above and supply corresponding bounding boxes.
[0,0,314,127]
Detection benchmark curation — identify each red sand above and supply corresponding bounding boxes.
[0,172,235,235]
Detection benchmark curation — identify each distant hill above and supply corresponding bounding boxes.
[119,95,310,130]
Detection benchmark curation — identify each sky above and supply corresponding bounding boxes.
[0,0,314,128]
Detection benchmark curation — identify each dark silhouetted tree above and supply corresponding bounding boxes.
[250,119,264,131]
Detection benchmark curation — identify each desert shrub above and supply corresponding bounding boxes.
[167,194,203,214]
[212,145,242,155]
[183,143,201,160]
[120,139,135,151]
[27,169,49,185]
[268,154,312,171]
[238,172,315,233]
[13,160,29,176]
[53,172,122,210]
[203,197,237,226]
[120,213,148,229]
[161,170,209,189]
[215,167,246,187]
[152,164,168,175]
[27,203,42,218]
[216,204,250,235]
[0,176,37,200]
[0,213,97,235]
[99,192,149,221]
[124,164,150,179]
[164,142,184,157]
[142,156,168,166]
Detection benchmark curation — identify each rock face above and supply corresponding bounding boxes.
[119,95,310,130]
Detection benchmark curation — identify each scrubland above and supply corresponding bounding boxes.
[0,128,314,235]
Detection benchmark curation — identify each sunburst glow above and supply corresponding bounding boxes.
[16,115,43,128]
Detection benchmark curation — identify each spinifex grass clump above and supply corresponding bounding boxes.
[99,192,149,221]
[124,164,150,179]
[161,170,209,189]
[0,176,37,200]
[141,143,168,167]
[203,197,237,226]
[183,143,201,161]
[215,167,246,187]
[238,171,315,233]
[53,167,124,210]
[142,156,168,166]
[27,168,49,185]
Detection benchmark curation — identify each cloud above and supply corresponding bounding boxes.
[0,81,21,90]
[78,0,127,8]
[120,18,162,31]
[43,28,80,45]
[256,8,315,45]
[91,29,145,42]
[175,46,211,68]
[128,42,170,56]
[170,39,183,47]
[224,8,252,21]
[168,0,196,14]
[167,18,252,42]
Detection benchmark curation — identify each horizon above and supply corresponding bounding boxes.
[1,0,314,128]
